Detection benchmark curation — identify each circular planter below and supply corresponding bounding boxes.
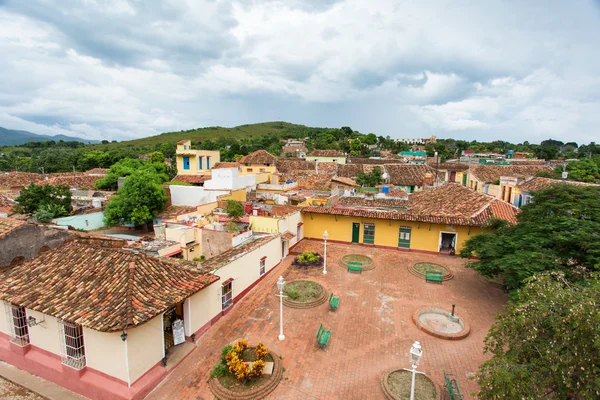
[281,280,328,309]
[408,262,454,281]
[412,307,470,340]
[209,349,283,400]
[339,254,375,271]
[381,369,441,400]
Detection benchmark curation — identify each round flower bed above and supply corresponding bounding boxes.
[209,341,283,400]
[408,262,454,281]
[412,307,470,340]
[282,280,327,309]
[381,369,441,400]
[292,251,323,268]
[339,254,375,271]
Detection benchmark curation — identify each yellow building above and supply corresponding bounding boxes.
[238,150,277,175]
[301,184,519,254]
[175,140,220,177]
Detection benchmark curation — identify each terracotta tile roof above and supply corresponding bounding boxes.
[0,217,26,238]
[239,150,277,165]
[316,162,338,176]
[212,162,240,169]
[172,175,206,184]
[280,173,332,190]
[388,189,408,197]
[308,150,345,157]
[337,197,408,208]
[275,159,316,173]
[337,164,369,178]
[46,173,103,189]
[157,205,198,219]
[281,231,296,240]
[435,163,470,172]
[302,184,519,226]
[85,168,109,175]
[348,157,402,164]
[0,239,219,332]
[0,172,45,188]
[384,164,437,186]
[331,177,358,186]
[469,165,553,183]
[517,177,599,192]
[199,236,277,271]
[0,193,17,212]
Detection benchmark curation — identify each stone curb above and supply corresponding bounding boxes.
[381,368,442,400]
[412,307,471,340]
[407,262,454,281]
[208,349,283,400]
[282,281,328,309]
[338,255,376,271]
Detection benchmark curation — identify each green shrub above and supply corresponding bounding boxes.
[220,344,233,364]
[210,363,229,378]
[35,209,55,223]
[298,251,320,264]
[285,287,300,300]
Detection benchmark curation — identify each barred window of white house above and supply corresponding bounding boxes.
[221,281,233,311]
[58,320,86,369]
[5,304,29,346]
[260,258,266,276]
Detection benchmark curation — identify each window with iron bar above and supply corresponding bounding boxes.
[58,320,86,369]
[4,303,29,346]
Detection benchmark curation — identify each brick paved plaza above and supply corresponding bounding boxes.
[147,240,507,400]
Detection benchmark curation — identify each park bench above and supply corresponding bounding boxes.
[425,270,443,284]
[316,323,331,351]
[329,293,340,311]
[444,371,464,400]
[347,261,363,273]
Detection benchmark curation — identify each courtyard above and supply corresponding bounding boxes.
[147,240,507,400]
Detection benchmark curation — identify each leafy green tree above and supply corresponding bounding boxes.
[158,142,177,159]
[363,133,378,145]
[349,139,362,156]
[95,158,168,190]
[103,170,168,226]
[476,272,600,399]
[225,200,244,220]
[566,158,599,183]
[460,185,600,289]
[356,166,383,187]
[148,151,165,164]
[15,183,72,215]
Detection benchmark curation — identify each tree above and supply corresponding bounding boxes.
[103,170,168,226]
[158,142,177,159]
[476,272,600,399]
[15,183,72,215]
[566,158,599,183]
[460,185,600,289]
[349,139,362,156]
[356,166,383,187]
[148,151,165,164]
[95,158,169,190]
[225,200,244,220]
[363,133,378,145]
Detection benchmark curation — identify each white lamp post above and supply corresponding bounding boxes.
[409,341,423,400]
[276,276,285,341]
[323,230,329,274]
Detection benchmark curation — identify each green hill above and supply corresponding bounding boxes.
[92,121,306,150]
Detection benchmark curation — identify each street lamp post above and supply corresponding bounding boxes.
[434,151,439,186]
[276,276,286,341]
[409,341,423,400]
[323,230,329,274]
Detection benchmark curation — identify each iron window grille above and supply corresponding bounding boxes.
[363,223,375,244]
[260,259,266,276]
[58,320,86,369]
[5,304,29,346]
[221,282,233,311]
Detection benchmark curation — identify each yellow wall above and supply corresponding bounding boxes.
[250,215,280,234]
[302,213,487,252]
[175,149,221,176]
[240,165,276,175]
[84,328,128,383]
[126,314,164,384]
[196,202,218,216]
[218,188,247,202]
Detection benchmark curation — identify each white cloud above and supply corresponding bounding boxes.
[0,0,599,143]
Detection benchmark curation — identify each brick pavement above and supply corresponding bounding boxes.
[146,240,507,400]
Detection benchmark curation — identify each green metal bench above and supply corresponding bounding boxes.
[329,293,340,311]
[347,261,363,273]
[444,371,464,400]
[425,270,443,284]
[316,323,331,351]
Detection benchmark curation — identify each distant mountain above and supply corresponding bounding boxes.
[0,127,99,146]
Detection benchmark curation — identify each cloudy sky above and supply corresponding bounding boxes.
[1,0,600,144]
